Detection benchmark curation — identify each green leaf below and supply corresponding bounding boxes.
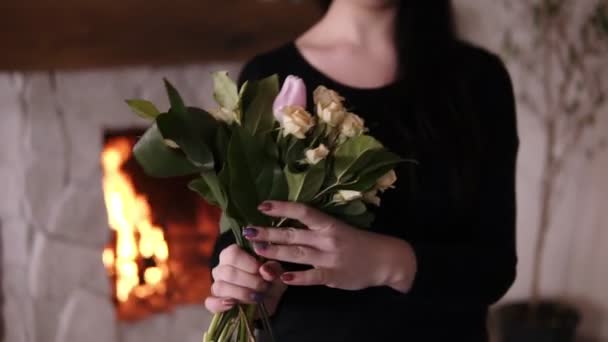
[325,200,367,216]
[219,212,245,246]
[201,171,227,209]
[241,75,280,136]
[156,112,215,170]
[343,211,375,229]
[188,177,219,206]
[226,127,274,226]
[125,99,160,119]
[212,71,239,111]
[333,135,384,181]
[132,123,200,178]
[163,79,187,115]
[344,150,405,192]
[188,171,227,209]
[285,160,326,202]
[322,202,374,229]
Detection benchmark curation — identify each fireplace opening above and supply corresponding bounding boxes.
[100,130,220,321]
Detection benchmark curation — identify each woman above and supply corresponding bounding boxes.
[206,1,518,341]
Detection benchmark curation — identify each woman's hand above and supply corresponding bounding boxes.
[205,244,287,315]
[244,201,417,293]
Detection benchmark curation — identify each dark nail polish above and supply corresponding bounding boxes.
[258,201,273,212]
[263,265,277,278]
[250,292,264,303]
[281,273,294,282]
[253,242,269,251]
[242,227,258,238]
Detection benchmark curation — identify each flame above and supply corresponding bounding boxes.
[101,137,170,302]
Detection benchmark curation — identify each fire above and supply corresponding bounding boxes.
[101,137,170,303]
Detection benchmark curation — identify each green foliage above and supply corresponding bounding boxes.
[226,126,282,226]
[285,160,326,202]
[333,135,383,181]
[125,99,160,119]
[132,124,200,177]
[129,73,410,342]
[213,71,240,112]
[240,75,279,136]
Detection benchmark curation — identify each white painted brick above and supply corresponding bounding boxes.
[119,312,171,342]
[2,265,28,297]
[23,156,65,228]
[28,232,103,298]
[22,73,66,157]
[47,182,110,247]
[31,296,65,342]
[0,165,24,217]
[170,305,212,342]
[2,294,34,342]
[1,217,29,268]
[55,290,116,342]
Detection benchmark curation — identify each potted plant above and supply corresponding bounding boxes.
[494,1,608,341]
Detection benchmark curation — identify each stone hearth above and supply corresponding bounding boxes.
[1,62,240,342]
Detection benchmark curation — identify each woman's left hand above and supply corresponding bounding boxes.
[243,201,417,293]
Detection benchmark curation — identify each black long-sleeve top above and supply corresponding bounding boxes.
[211,41,519,342]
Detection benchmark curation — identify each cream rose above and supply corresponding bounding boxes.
[314,86,347,127]
[333,190,362,203]
[281,105,314,139]
[340,113,366,138]
[376,170,397,192]
[305,144,329,165]
[362,189,381,206]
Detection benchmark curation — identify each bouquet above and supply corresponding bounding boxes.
[126,72,412,341]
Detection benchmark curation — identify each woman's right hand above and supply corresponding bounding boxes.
[205,244,287,315]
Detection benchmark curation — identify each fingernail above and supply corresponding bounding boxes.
[253,242,269,251]
[258,201,273,212]
[263,265,277,278]
[242,227,258,238]
[281,273,294,282]
[250,292,264,303]
[222,298,236,306]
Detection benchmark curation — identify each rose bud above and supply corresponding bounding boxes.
[273,75,307,123]
[313,86,347,127]
[376,170,397,192]
[333,190,363,204]
[362,188,381,206]
[340,112,366,138]
[210,107,237,124]
[305,144,330,165]
[282,105,315,139]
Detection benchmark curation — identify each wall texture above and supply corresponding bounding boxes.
[455,0,608,340]
[0,64,240,342]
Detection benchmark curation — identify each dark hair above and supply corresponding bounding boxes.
[319,1,480,210]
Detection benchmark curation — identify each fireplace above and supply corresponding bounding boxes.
[0,64,240,342]
[101,132,219,321]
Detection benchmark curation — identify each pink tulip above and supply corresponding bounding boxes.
[272,75,307,123]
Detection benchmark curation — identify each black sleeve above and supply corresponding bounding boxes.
[209,56,269,269]
[406,54,519,307]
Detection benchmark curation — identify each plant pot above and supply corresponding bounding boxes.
[494,300,580,342]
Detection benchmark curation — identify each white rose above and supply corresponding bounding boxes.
[340,113,366,138]
[313,86,344,109]
[282,105,315,139]
[333,190,362,203]
[318,102,348,127]
[376,170,397,192]
[362,189,381,206]
[314,86,347,127]
[305,144,329,165]
[211,107,237,124]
